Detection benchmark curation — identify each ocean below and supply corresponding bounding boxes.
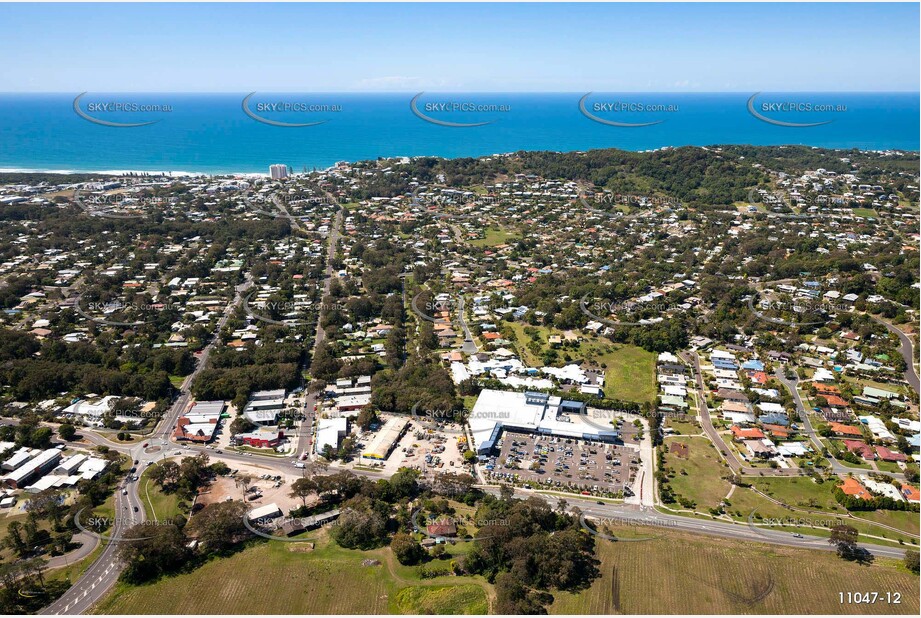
[0,92,917,175]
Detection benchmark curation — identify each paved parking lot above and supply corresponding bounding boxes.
[342,417,472,479]
[483,430,639,497]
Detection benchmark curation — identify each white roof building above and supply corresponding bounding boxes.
[468,389,613,455]
[315,417,348,455]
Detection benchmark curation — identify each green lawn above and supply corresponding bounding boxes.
[393,585,488,614]
[852,208,878,218]
[502,322,656,404]
[139,464,186,521]
[593,343,657,404]
[469,227,519,247]
[661,436,732,510]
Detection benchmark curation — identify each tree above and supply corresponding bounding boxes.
[57,424,77,441]
[4,521,28,557]
[390,532,425,565]
[356,405,378,431]
[118,523,190,584]
[229,416,255,436]
[904,549,920,574]
[494,572,553,614]
[289,477,318,508]
[329,498,388,549]
[828,525,859,560]
[186,501,249,554]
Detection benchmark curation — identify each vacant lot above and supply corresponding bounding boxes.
[93,529,491,615]
[662,436,731,509]
[593,343,657,404]
[469,226,519,247]
[550,527,919,614]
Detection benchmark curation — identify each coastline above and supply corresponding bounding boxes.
[2,143,919,179]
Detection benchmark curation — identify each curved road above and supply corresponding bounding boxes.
[868,315,919,393]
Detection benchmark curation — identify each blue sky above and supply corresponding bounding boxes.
[0,2,918,92]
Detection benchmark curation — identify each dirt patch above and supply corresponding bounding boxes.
[286,542,315,553]
[196,468,306,514]
[669,442,689,458]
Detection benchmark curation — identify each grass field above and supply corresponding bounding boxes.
[92,530,492,615]
[501,323,656,403]
[715,479,918,545]
[593,343,656,404]
[469,226,519,247]
[139,464,185,521]
[393,584,488,614]
[662,436,732,509]
[549,527,919,614]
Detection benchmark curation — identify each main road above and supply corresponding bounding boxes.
[295,208,343,458]
[40,275,252,614]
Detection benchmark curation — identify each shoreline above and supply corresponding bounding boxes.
[2,143,920,179]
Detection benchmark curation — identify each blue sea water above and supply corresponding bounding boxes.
[0,92,917,174]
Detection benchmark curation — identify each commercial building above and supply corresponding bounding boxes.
[243,389,286,426]
[2,448,62,489]
[174,400,226,443]
[2,447,33,471]
[362,417,409,461]
[235,427,285,448]
[469,389,616,456]
[315,417,348,455]
[248,502,283,521]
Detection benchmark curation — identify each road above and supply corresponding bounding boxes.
[40,274,252,614]
[296,208,343,458]
[868,315,919,393]
[455,295,479,354]
[680,351,803,477]
[776,369,904,481]
[40,466,146,615]
[157,275,253,441]
[478,485,909,560]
